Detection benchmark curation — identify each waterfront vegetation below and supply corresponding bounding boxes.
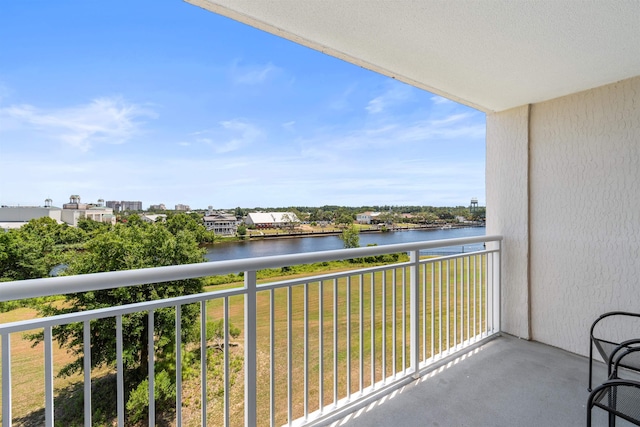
[0,214,488,426]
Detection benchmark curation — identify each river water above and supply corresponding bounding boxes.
[205,226,486,262]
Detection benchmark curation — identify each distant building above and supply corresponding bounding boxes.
[203,212,239,236]
[105,200,142,212]
[1,196,116,228]
[149,204,166,211]
[105,201,119,210]
[141,214,167,223]
[0,202,63,230]
[245,212,300,229]
[356,212,381,224]
[175,204,190,211]
[121,201,142,211]
[61,195,115,227]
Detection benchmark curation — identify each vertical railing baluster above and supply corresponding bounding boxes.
[422,262,427,362]
[319,280,324,413]
[346,276,351,398]
[176,305,182,427]
[454,258,458,349]
[438,261,443,356]
[333,278,338,406]
[2,333,11,427]
[359,274,363,394]
[270,289,275,427]
[381,271,387,383]
[431,262,435,359]
[116,316,124,427]
[466,256,470,343]
[392,270,396,377]
[473,255,477,338]
[83,320,91,427]
[224,298,230,427]
[446,260,450,352]
[200,301,207,426]
[495,243,502,333]
[401,267,406,373]
[148,310,155,427]
[370,273,375,388]
[245,270,258,427]
[287,286,293,424]
[482,254,486,335]
[409,250,420,378]
[304,282,309,419]
[44,326,54,427]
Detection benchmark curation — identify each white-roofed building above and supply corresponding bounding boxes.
[356,212,381,224]
[245,212,300,229]
[141,214,167,224]
[0,205,62,223]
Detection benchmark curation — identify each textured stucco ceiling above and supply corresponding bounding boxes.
[186,0,640,113]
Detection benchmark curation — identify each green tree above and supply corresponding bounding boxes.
[0,217,67,281]
[336,213,354,227]
[33,221,206,382]
[340,224,360,249]
[281,213,298,231]
[206,319,241,350]
[237,224,247,239]
[164,212,214,243]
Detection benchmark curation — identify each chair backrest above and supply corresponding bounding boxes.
[611,342,640,376]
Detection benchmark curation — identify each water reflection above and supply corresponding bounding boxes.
[205,227,485,262]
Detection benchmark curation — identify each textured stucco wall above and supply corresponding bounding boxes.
[486,105,530,339]
[529,76,640,356]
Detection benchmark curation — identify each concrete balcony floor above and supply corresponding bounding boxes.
[331,334,632,427]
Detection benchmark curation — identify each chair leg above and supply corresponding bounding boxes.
[589,343,594,391]
[608,385,616,427]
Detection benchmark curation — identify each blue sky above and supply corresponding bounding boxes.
[0,1,485,210]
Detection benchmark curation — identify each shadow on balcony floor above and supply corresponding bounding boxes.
[330,334,626,427]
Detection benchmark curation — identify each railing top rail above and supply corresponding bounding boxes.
[0,235,501,302]
[0,286,247,334]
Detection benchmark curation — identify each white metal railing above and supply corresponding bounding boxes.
[0,235,501,427]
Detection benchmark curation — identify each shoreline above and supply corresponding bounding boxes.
[222,223,485,242]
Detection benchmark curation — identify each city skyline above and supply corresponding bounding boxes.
[0,1,486,209]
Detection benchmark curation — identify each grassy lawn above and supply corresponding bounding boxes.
[0,255,489,426]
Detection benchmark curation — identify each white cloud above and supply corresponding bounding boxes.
[190,119,264,153]
[216,119,262,153]
[231,61,281,85]
[365,84,412,114]
[0,97,155,151]
[366,97,385,114]
[329,84,358,111]
[430,95,454,105]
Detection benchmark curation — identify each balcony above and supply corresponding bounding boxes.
[0,235,612,426]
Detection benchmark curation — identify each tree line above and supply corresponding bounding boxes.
[1,214,217,424]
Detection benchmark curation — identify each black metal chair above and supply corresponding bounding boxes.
[589,311,640,391]
[587,346,640,426]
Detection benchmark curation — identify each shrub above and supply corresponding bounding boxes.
[126,369,176,423]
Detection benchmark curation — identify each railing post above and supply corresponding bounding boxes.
[410,250,420,378]
[492,241,502,334]
[244,270,257,426]
[2,333,11,427]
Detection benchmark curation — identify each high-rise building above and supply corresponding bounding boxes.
[175,204,190,211]
[121,201,142,211]
[105,200,142,212]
